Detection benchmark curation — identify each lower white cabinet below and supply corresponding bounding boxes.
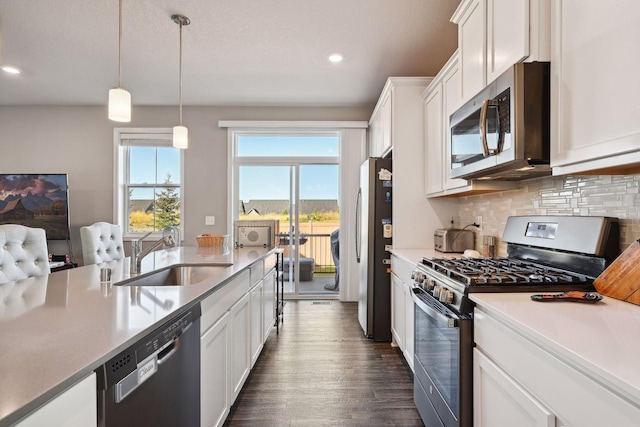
[201,311,231,427]
[474,349,555,427]
[16,373,96,427]
[391,272,405,351]
[475,307,640,426]
[390,254,415,371]
[229,292,251,403]
[200,258,277,427]
[249,280,264,367]
[262,267,276,339]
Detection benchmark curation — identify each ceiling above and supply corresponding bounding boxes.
[0,0,460,108]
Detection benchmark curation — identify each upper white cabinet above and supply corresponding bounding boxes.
[423,51,517,197]
[369,91,392,157]
[452,0,550,103]
[550,1,640,175]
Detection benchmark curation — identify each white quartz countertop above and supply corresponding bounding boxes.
[0,246,276,427]
[470,292,640,407]
[390,247,461,265]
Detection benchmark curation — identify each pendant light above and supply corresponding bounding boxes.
[108,0,131,122]
[172,14,190,149]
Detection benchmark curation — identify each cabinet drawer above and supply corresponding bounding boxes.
[249,260,264,286]
[263,253,277,271]
[201,270,250,333]
[391,255,414,284]
[475,308,640,426]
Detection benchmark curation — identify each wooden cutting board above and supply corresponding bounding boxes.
[594,239,640,305]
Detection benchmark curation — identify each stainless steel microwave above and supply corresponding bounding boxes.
[449,62,551,181]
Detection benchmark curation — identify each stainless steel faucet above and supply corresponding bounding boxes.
[162,226,181,247]
[130,232,176,274]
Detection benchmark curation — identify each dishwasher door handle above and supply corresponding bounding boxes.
[157,339,179,365]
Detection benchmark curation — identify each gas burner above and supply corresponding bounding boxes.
[421,256,589,288]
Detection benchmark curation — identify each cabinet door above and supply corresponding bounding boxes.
[474,349,555,427]
[230,293,251,403]
[201,312,230,427]
[262,268,276,339]
[16,373,97,427]
[390,272,405,350]
[441,55,471,192]
[380,92,393,155]
[249,280,264,368]
[551,1,640,175]
[424,83,444,196]
[403,281,415,372]
[486,0,530,84]
[456,0,486,102]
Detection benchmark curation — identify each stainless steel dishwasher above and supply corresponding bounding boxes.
[95,304,201,427]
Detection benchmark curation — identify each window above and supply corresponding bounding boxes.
[114,128,184,237]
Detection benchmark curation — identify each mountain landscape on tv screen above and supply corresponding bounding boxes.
[0,174,70,240]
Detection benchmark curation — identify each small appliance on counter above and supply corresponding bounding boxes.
[434,228,474,253]
[234,219,279,248]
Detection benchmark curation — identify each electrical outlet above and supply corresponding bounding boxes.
[476,215,482,230]
[205,216,215,225]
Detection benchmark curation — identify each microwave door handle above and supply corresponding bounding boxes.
[480,99,500,156]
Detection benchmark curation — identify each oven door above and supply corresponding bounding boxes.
[412,286,473,427]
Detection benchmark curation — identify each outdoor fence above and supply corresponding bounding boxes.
[277,232,336,274]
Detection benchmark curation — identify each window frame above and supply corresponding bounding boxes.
[113,128,185,239]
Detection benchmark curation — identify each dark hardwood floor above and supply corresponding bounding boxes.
[224,300,424,426]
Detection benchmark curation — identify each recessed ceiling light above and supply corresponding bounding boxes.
[1,66,22,75]
[328,53,344,63]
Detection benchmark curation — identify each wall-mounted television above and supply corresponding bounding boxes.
[0,174,71,240]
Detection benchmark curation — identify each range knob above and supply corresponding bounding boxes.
[433,285,441,298]
[441,290,454,304]
[426,279,436,290]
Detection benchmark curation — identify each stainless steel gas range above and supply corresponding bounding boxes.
[411,215,620,427]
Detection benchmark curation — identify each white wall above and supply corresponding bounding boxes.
[0,105,371,264]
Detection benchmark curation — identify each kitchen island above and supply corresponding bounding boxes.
[0,246,276,427]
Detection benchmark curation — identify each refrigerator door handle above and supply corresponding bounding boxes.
[355,187,362,263]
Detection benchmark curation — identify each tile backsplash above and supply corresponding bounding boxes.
[457,174,640,256]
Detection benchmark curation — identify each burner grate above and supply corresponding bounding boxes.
[421,256,589,287]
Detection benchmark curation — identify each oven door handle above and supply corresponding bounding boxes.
[411,287,458,328]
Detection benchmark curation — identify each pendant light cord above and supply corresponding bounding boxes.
[118,0,123,89]
[179,19,183,126]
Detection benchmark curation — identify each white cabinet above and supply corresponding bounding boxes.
[474,307,640,426]
[423,52,517,197]
[370,77,460,248]
[550,1,640,176]
[16,373,96,427]
[262,267,276,339]
[368,91,392,157]
[390,254,415,371]
[201,312,230,427]
[200,258,277,427]
[249,279,264,368]
[229,293,251,403]
[452,0,550,103]
[474,349,555,427]
[390,272,405,351]
[453,0,486,102]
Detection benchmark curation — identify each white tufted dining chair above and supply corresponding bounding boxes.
[80,222,125,265]
[0,224,51,284]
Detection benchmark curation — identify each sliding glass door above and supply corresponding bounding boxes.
[235,133,339,298]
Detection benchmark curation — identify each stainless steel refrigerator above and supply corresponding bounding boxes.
[356,157,392,341]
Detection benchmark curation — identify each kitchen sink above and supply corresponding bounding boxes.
[116,264,232,287]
